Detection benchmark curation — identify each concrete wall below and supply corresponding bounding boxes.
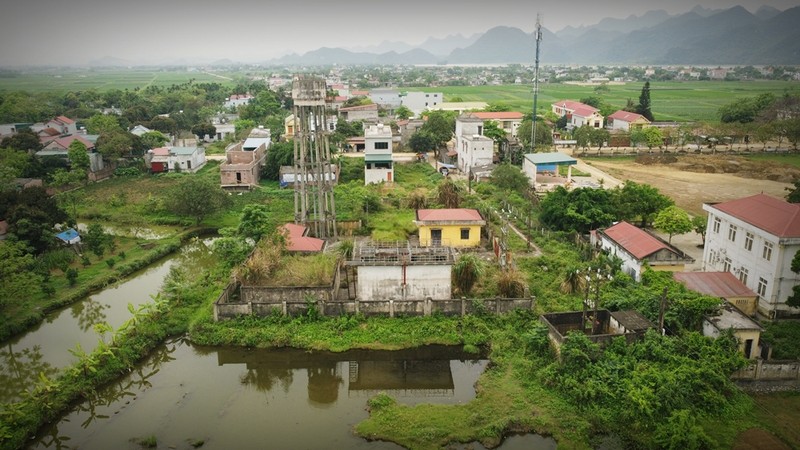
[365,167,393,184]
[418,224,482,248]
[732,359,800,381]
[356,265,451,301]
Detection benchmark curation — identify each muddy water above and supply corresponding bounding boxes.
[0,238,216,404]
[30,342,492,449]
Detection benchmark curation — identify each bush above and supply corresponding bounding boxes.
[65,268,78,286]
[105,258,116,268]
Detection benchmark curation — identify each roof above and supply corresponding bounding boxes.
[553,100,599,118]
[280,223,325,252]
[55,228,80,242]
[243,137,270,150]
[705,302,763,332]
[169,146,200,156]
[416,208,484,222]
[609,310,655,332]
[151,147,170,156]
[54,116,75,125]
[601,221,672,260]
[471,111,524,120]
[674,272,758,299]
[523,152,577,166]
[340,103,378,112]
[608,110,649,123]
[47,134,94,150]
[709,194,800,238]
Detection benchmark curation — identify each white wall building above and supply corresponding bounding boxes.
[454,114,493,173]
[552,100,604,130]
[400,91,443,117]
[702,194,800,319]
[369,89,401,108]
[364,123,393,184]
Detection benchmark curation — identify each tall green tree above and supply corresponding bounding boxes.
[539,186,616,233]
[237,204,274,243]
[452,253,484,296]
[67,140,90,171]
[394,105,413,120]
[490,163,529,193]
[615,181,673,227]
[165,177,230,225]
[654,206,693,244]
[636,81,654,121]
[420,110,456,149]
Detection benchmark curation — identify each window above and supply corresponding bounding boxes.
[738,268,748,285]
[723,257,731,272]
[762,241,773,261]
[757,277,768,299]
[460,228,470,240]
[374,142,388,150]
[728,225,737,242]
[744,232,754,251]
[713,217,721,233]
[477,125,483,135]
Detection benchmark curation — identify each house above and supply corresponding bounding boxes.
[130,124,153,137]
[346,240,456,301]
[415,208,486,248]
[219,138,267,190]
[363,123,394,184]
[224,94,254,109]
[702,194,800,319]
[369,89,401,109]
[55,228,81,245]
[522,152,577,186]
[455,114,494,173]
[45,116,77,135]
[279,164,338,188]
[37,135,96,158]
[470,111,524,138]
[674,271,759,317]
[552,100,604,130]
[607,110,650,132]
[339,103,379,122]
[400,91,443,117]
[431,102,488,115]
[147,146,206,173]
[592,221,695,282]
[703,302,763,359]
[280,223,325,253]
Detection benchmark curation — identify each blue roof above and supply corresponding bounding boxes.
[523,152,577,166]
[55,228,80,242]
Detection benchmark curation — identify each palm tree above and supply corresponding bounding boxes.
[560,267,587,294]
[452,254,484,296]
[496,269,526,298]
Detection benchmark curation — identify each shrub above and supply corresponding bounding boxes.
[65,268,78,286]
[105,258,116,268]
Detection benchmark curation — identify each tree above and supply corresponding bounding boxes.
[394,105,413,120]
[539,186,616,234]
[96,131,134,160]
[1,129,42,152]
[654,206,693,244]
[437,178,462,208]
[787,179,800,203]
[482,120,507,143]
[452,253,484,296]
[419,110,455,149]
[691,215,707,247]
[191,123,217,141]
[237,204,274,242]
[642,126,664,150]
[0,240,43,311]
[615,181,673,227]
[517,118,553,151]
[574,125,591,152]
[139,130,169,149]
[83,223,109,258]
[636,81,654,121]
[67,140,90,171]
[490,163,529,193]
[1,186,68,254]
[409,131,436,154]
[263,141,293,181]
[149,116,178,135]
[166,177,229,225]
[589,127,610,150]
[787,250,800,308]
[86,114,123,135]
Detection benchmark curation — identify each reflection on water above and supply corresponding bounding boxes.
[29,342,488,450]
[0,239,215,405]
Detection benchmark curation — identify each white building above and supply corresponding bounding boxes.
[400,91,443,117]
[364,123,393,184]
[454,114,493,173]
[369,89,401,108]
[702,194,800,319]
[224,94,254,109]
[552,100,604,130]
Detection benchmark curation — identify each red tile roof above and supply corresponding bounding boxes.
[472,112,524,120]
[48,135,94,150]
[340,103,378,112]
[55,115,75,124]
[280,223,325,252]
[673,272,757,298]
[351,90,369,96]
[416,208,483,222]
[608,110,648,123]
[601,221,669,260]
[710,194,800,238]
[40,127,61,136]
[554,100,599,118]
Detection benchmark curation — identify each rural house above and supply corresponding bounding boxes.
[551,100,604,130]
[364,123,393,184]
[415,208,486,248]
[454,113,494,173]
[674,271,759,317]
[607,110,650,131]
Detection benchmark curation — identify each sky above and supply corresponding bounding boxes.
[1,0,799,66]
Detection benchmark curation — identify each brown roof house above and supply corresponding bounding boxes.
[674,271,759,317]
[219,130,269,190]
[592,221,695,282]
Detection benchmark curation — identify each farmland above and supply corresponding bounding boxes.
[0,68,237,92]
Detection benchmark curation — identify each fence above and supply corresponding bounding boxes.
[732,359,800,382]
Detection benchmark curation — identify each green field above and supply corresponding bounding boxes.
[421,80,800,122]
[0,69,237,92]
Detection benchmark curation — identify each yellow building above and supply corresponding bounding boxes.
[703,302,763,359]
[415,209,485,248]
[284,114,296,139]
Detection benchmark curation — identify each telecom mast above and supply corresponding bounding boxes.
[292,74,337,239]
[531,15,543,152]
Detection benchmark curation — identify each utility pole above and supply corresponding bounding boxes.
[658,286,669,335]
[530,14,543,153]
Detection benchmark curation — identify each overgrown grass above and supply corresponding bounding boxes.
[761,321,800,359]
[267,253,338,287]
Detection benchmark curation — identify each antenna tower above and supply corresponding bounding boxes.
[531,14,543,152]
[292,74,337,239]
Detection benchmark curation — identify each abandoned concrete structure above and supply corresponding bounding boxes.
[219,129,268,190]
[540,309,654,351]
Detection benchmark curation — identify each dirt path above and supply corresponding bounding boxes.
[586,159,791,217]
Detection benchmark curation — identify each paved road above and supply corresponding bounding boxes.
[572,158,624,189]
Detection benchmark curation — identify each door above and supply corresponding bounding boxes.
[431,229,442,247]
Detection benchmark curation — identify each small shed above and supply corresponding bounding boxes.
[522,152,577,184]
[55,228,81,245]
[674,271,758,316]
[703,302,763,359]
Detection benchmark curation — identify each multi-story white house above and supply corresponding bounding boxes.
[471,111,524,138]
[702,194,800,319]
[400,91,443,117]
[454,114,493,173]
[364,123,393,184]
[551,100,604,130]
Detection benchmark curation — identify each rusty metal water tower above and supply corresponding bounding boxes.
[291,74,337,239]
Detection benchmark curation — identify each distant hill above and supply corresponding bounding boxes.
[267,5,800,66]
[87,55,132,67]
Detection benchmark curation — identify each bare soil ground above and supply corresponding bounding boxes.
[586,155,796,217]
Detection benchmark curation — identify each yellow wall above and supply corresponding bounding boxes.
[734,329,761,359]
[419,224,481,248]
[727,296,758,317]
[650,264,685,273]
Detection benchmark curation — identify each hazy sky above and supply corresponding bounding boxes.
[1,0,798,66]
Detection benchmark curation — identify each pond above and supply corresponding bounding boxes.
[30,341,490,450]
[0,238,216,404]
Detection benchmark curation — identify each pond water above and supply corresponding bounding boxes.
[0,238,216,404]
[30,341,490,450]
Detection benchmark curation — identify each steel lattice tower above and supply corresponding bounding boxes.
[292,75,337,239]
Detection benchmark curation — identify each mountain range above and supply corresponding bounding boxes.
[267,5,800,66]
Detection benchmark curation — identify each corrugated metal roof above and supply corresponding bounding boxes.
[416,209,483,222]
[523,152,577,166]
[602,221,669,260]
[674,272,757,298]
[710,194,800,238]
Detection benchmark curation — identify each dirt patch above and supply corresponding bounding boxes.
[588,156,793,217]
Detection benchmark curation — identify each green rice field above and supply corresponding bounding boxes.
[0,68,237,92]
[421,80,800,122]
